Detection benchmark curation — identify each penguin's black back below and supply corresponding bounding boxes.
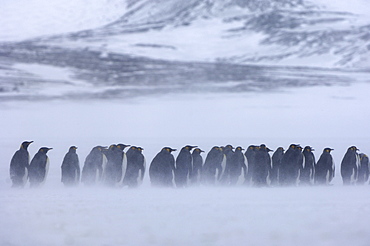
[175,146,193,187]
[29,148,50,187]
[82,146,105,185]
[61,147,80,186]
[124,146,146,187]
[357,154,369,185]
[271,147,284,185]
[340,147,358,185]
[10,148,29,187]
[191,149,203,184]
[315,148,334,185]
[149,148,175,187]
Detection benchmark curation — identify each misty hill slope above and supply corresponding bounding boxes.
[34,0,370,68]
[0,0,370,100]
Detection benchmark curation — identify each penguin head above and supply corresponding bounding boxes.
[69,146,77,152]
[137,147,144,152]
[247,145,257,151]
[277,147,285,151]
[193,148,204,153]
[39,147,52,153]
[21,141,33,150]
[163,147,176,153]
[289,144,300,149]
[235,146,244,151]
[225,145,234,149]
[117,144,130,150]
[259,144,272,152]
[184,145,197,151]
[349,146,359,152]
[95,146,107,151]
[324,148,334,153]
[109,144,117,150]
[359,153,368,160]
[304,146,314,152]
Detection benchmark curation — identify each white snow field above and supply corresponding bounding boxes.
[1,81,370,246]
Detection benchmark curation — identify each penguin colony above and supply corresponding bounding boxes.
[9,141,370,188]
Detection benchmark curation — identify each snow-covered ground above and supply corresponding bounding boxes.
[1,81,370,246]
[2,186,370,246]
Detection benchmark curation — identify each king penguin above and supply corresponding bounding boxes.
[149,147,176,187]
[201,146,226,185]
[175,145,197,188]
[340,146,360,185]
[244,145,259,185]
[314,148,335,185]
[81,146,107,185]
[220,145,235,185]
[123,146,146,188]
[271,147,284,186]
[280,144,301,186]
[61,146,80,187]
[28,147,53,188]
[357,153,369,185]
[190,148,204,185]
[253,144,272,187]
[228,146,247,186]
[300,146,315,185]
[9,141,33,188]
[102,144,124,187]
[116,143,130,186]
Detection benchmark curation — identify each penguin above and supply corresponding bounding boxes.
[175,145,197,188]
[81,146,107,185]
[116,143,130,186]
[123,146,146,188]
[229,146,247,185]
[9,141,33,188]
[357,153,369,185]
[244,145,259,185]
[299,146,316,185]
[61,146,80,187]
[149,147,176,187]
[280,144,302,186]
[220,145,236,185]
[296,145,304,184]
[270,147,284,186]
[201,146,226,185]
[252,144,272,187]
[190,148,204,185]
[28,147,53,188]
[340,146,360,185]
[102,144,124,187]
[314,148,335,185]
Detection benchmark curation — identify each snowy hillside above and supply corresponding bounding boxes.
[1,0,370,100]
[1,0,370,68]
[2,0,368,68]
